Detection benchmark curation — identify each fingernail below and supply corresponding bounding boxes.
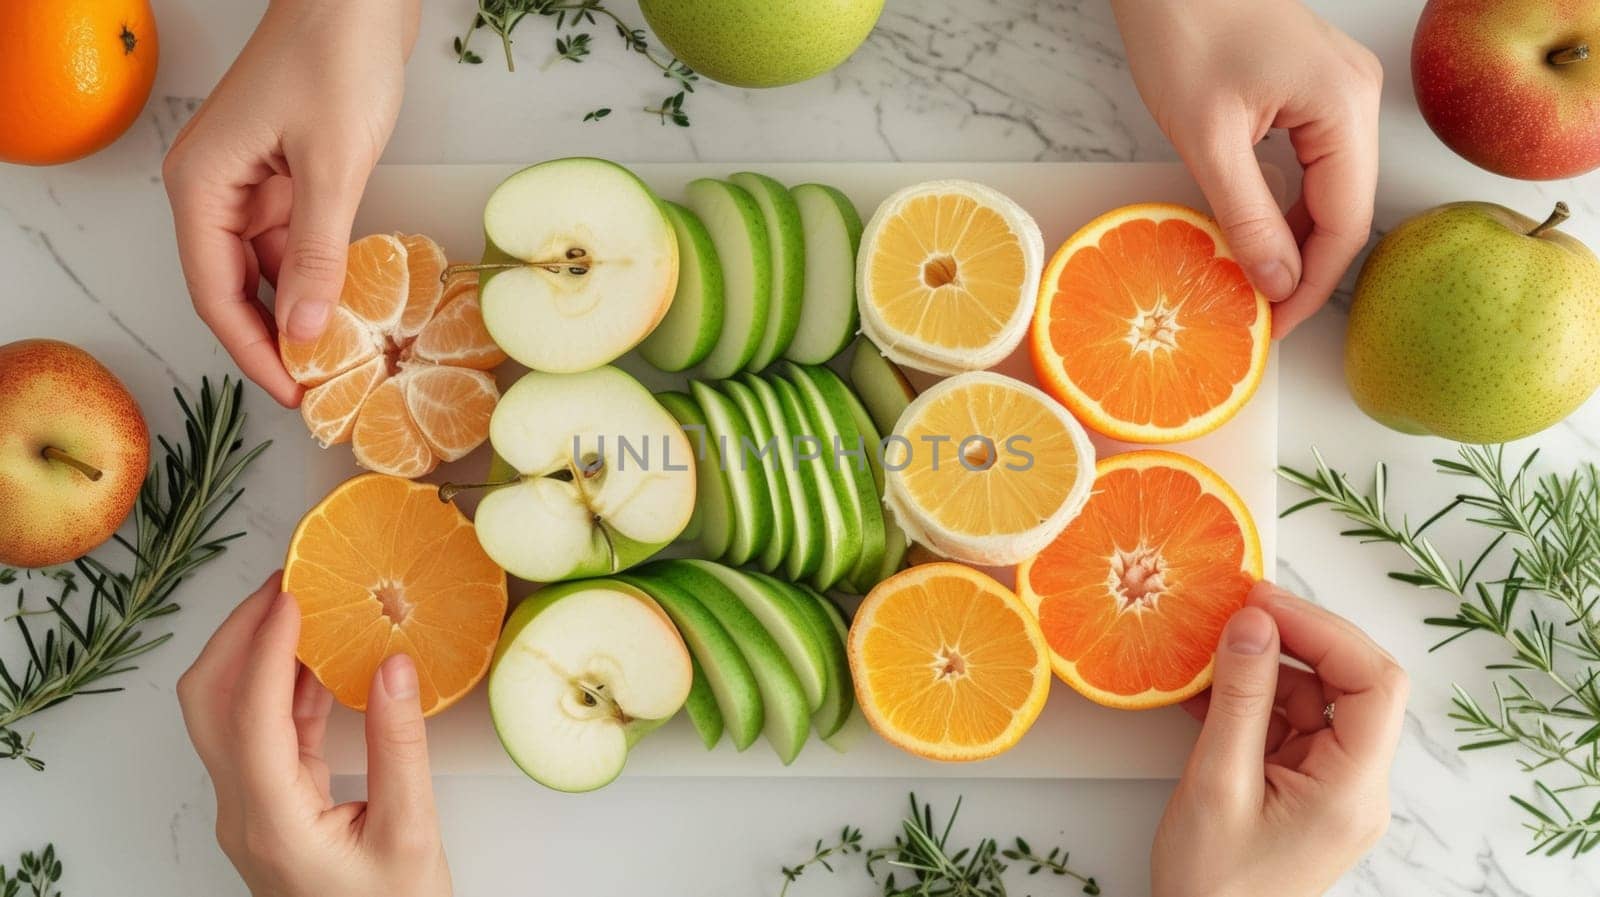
[286,300,332,341]
[1247,580,1285,606]
[1225,606,1275,655]
[1248,260,1295,301]
[380,654,419,701]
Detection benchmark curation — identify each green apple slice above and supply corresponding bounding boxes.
[489,579,692,792]
[814,595,869,753]
[654,390,725,551]
[848,338,919,437]
[729,172,805,371]
[648,560,810,764]
[617,571,762,751]
[690,380,773,566]
[835,372,909,592]
[762,575,854,738]
[473,367,695,582]
[475,158,678,373]
[784,362,885,592]
[785,184,863,364]
[638,201,724,372]
[741,373,823,580]
[686,178,770,378]
[770,374,859,589]
[681,657,723,749]
[720,378,792,572]
[678,559,827,713]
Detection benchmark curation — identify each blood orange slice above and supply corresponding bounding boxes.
[1030,203,1270,443]
[284,473,508,716]
[848,562,1050,761]
[1016,450,1262,709]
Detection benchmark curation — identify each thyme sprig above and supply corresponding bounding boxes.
[783,793,1100,896]
[1282,444,1600,856]
[455,1,698,124]
[0,378,268,771]
[1,844,61,897]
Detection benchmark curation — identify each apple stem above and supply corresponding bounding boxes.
[441,250,592,283]
[41,446,102,482]
[437,476,520,503]
[1529,202,1572,238]
[1549,45,1590,66]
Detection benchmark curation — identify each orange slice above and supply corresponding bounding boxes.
[279,234,506,477]
[1030,203,1270,443]
[883,371,1095,566]
[284,473,508,715]
[848,562,1050,761]
[857,180,1044,374]
[1017,450,1262,709]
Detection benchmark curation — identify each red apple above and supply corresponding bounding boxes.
[0,339,149,568]
[1413,0,1600,180]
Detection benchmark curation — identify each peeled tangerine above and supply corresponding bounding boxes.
[282,234,506,478]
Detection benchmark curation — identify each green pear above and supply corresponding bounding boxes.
[1345,202,1600,442]
[638,0,884,88]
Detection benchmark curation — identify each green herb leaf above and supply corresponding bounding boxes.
[1284,444,1600,857]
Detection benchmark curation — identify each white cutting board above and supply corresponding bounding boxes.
[316,162,1281,778]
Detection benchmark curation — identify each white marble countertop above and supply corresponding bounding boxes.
[4,1,1600,894]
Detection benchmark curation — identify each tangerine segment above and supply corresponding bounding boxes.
[396,233,448,339]
[284,474,508,715]
[353,378,439,479]
[403,366,498,462]
[340,234,411,329]
[280,306,383,387]
[1017,450,1262,710]
[299,355,389,447]
[849,562,1050,761]
[883,371,1095,567]
[1031,203,1270,444]
[411,278,507,370]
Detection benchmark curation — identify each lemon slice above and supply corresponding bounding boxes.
[857,180,1044,374]
[883,371,1094,566]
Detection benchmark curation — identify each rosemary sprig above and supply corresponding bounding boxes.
[2,844,62,897]
[783,793,1100,896]
[0,377,269,770]
[780,826,863,895]
[1282,444,1600,857]
[455,1,699,124]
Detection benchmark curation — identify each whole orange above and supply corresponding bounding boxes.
[0,0,159,165]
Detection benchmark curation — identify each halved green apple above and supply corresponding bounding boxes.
[469,366,696,582]
[472,158,678,373]
[488,579,692,792]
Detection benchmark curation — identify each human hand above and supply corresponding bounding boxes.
[1111,0,1382,337]
[1150,582,1408,897]
[162,0,420,407]
[177,573,451,897]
